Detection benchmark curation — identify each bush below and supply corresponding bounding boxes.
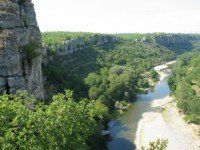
[141,139,168,150]
[24,43,41,60]
[184,114,200,124]
[149,69,158,81]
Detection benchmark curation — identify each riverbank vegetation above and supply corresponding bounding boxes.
[168,50,200,124]
[141,139,168,150]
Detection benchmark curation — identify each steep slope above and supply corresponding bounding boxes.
[0,0,44,99]
[42,32,119,62]
[168,50,200,124]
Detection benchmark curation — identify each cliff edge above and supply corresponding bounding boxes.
[0,0,44,99]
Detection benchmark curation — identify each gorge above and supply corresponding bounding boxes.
[0,0,200,149]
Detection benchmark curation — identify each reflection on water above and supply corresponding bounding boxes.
[108,69,170,150]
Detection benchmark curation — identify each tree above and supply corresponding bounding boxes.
[0,90,108,149]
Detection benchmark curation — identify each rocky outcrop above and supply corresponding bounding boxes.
[154,34,194,51]
[155,34,189,44]
[0,0,44,99]
[43,35,119,62]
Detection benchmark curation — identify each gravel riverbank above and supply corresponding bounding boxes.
[135,62,200,150]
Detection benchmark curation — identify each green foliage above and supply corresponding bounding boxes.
[85,67,137,109]
[168,50,200,124]
[149,69,158,80]
[141,139,168,150]
[184,114,200,125]
[0,90,108,149]
[42,32,97,46]
[167,76,176,93]
[43,46,100,99]
[24,43,41,60]
[115,33,153,41]
[115,101,130,111]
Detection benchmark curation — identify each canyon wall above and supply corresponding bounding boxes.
[154,34,196,51]
[43,34,119,63]
[0,0,44,99]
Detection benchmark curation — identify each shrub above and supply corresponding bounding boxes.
[149,69,159,81]
[141,139,168,150]
[184,114,200,124]
[24,43,41,60]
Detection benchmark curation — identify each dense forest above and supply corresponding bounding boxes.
[43,32,175,105]
[168,50,200,124]
[0,91,108,149]
[1,31,200,149]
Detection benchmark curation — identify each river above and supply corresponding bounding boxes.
[108,65,171,150]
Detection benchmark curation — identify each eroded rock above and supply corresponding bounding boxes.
[0,0,44,99]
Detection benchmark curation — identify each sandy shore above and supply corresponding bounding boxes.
[135,62,200,150]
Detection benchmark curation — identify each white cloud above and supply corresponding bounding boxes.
[32,0,200,33]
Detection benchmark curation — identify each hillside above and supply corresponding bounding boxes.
[168,50,200,124]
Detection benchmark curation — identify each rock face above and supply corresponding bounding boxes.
[154,34,194,51]
[43,35,119,62]
[155,34,189,44]
[0,0,44,99]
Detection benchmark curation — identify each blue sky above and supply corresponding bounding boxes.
[32,0,200,33]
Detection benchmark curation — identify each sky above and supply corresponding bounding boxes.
[32,0,200,33]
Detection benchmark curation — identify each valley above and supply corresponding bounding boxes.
[0,0,200,149]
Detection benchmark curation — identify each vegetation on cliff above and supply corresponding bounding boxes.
[42,31,108,46]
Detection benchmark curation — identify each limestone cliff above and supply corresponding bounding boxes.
[43,34,119,63]
[0,0,44,99]
[154,34,194,51]
[42,34,119,98]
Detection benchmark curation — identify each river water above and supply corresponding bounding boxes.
[108,68,171,150]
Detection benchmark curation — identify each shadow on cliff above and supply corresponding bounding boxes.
[43,42,117,100]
